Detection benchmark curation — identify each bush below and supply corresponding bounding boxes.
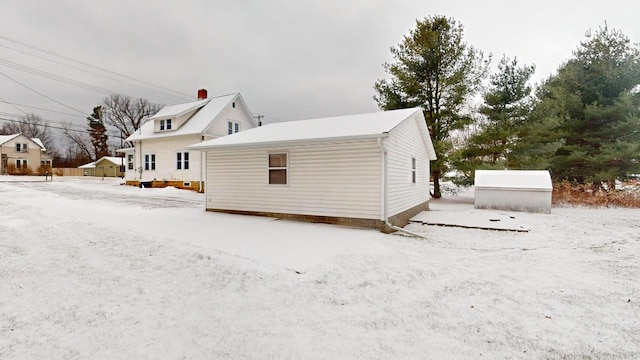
[54,168,63,176]
[553,180,640,208]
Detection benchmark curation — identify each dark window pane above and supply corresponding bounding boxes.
[269,153,287,167]
[269,169,287,184]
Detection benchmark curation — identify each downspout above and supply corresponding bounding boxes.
[379,137,428,239]
[198,135,205,193]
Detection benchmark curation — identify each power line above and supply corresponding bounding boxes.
[0,116,87,133]
[0,99,85,118]
[0,35,194,100]
[0,43,192,101]
[0,112,86,131]
[0,70,88,115]
[0,58,116,95]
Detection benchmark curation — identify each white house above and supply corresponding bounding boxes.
[0,134,51,174]
[474,170,553,213]
[188,107,437,232]
[120,90,258,191]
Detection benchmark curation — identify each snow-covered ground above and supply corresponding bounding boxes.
[1,176,639,359]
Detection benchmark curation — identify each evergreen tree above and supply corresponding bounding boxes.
[374,15,489,197]
[538,25,640,185]
[87,106,110,160]
[451,56,535,184]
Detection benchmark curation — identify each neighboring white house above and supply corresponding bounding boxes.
[0,134,51,174]
[474,170,553,213]
[120,90,258,191]
[188,107,437,232]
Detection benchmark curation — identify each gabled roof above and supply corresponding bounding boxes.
[147,98,210,121]
[188,107,437,159]
[0,134,20,145]
[126,93,256,142]
[78,161,96,169]
[0,133,46,150]
[95,156,125,166]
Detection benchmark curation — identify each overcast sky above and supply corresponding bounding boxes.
[1,0,638,138]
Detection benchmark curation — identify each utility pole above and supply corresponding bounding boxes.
[253,114,264,126]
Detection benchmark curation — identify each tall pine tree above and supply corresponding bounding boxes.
[87,106,110,160]
[374,15,489,197]
[451,56,535,184]
[539,26,640,185]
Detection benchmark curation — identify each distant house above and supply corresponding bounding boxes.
[78,156,125,177]
[0,134,51,174]
[188,107,437,232]
[119,90,258,191]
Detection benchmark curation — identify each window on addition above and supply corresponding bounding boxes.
[268,153,287,185]
[411,157,416,183]
[127,155,134,170]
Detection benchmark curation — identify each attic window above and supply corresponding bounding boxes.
[228,121,240,135]
[160,119,172,131]
[232,102,236,108]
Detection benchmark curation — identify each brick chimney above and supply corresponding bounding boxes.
[197,89,208,100]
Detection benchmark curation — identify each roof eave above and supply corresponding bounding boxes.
[188,133,388,151]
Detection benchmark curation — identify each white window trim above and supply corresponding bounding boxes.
[127,155,134,170]
[144,153,156,171]
[176,151,189,170]
[268,152,288,186]
[227,120,240,135]
[166,118,172,130]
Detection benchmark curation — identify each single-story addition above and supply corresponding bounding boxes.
[78,156,125,177]
[188,107,437,232]
[474,170,553,213]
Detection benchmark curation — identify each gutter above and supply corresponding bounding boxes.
[378,137,428,239]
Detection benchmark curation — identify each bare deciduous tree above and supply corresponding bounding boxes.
[0,113,57,154]
[62,121,93,161]
[102,94,162,147]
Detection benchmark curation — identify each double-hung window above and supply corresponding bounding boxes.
[15,143,28,153]
[144,154,156,171]
[16,159,27,168]
[160,119,171,131]
[127,155,134,170]
[176,152,189,170]
[268,153,287,185]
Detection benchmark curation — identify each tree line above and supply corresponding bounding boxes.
[0,95,161,167]
[375,16,640,197]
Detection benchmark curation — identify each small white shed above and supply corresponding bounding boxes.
[474,170,552,213]
[188,107,437,232]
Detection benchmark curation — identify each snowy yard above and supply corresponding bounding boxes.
[1,176,639,359]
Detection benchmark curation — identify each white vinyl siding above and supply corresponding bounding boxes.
[205,140,382,219]
[385,116,431,215]
[131,136,203,182]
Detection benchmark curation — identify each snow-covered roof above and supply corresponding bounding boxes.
[188,107,435,157]
[31,138,45,150]
[115,147,135,154]
[475,170,552,190]
[126,93,256,142]
[0,134,20,145]
[78,162,96,169]
[0,134,45,150]
[95,156,125,166]
[147,98,210,121]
